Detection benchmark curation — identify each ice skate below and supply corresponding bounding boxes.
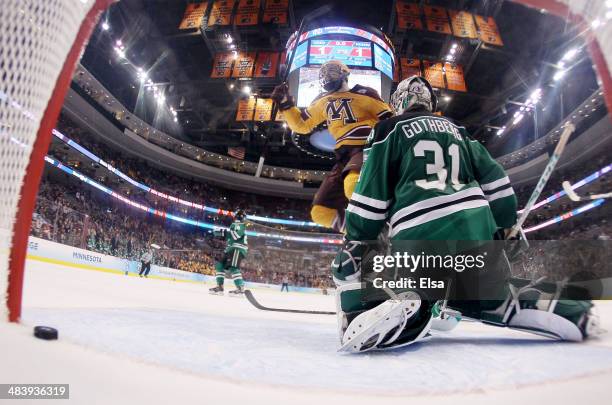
[209,285,224,296]
[228,286,245,297]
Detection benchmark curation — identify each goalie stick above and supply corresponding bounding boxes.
[244,290,336,315]
[562,181,612,201]
[508,123,576,239]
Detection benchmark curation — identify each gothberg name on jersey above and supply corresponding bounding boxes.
[400,117,464,141]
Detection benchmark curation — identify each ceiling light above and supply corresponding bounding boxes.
[451,43,458,49]
[226,35,233,44]
[592,19,601,28]
[229,83,235,89]
[450,48,456,54]
[116,39,122,46]
[102,21,110,31]
[444,96,451,102]
[114,47,125,58]
[242,86,251,95]
[553,70,566,81]
[513,113,524,125]
[562,48,578,61]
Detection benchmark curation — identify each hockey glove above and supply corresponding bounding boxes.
[271,83,295,111]
[331,240,369,286]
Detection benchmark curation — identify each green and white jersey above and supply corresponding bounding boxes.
[346,111,517,241]
[225,221,248,255]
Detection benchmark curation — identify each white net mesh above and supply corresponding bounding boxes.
[0,0,97,320]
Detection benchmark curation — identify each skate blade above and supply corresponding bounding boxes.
[209,291,224,296]
[228,293,244,298]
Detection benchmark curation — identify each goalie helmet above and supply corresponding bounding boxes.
[390,75,437,114]
[234,209,246,221]
[319,60,350,92]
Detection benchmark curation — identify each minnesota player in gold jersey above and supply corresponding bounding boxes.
[272,60,392,231]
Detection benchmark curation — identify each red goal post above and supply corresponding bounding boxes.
[0,0,113,322]
[0,0,610,322]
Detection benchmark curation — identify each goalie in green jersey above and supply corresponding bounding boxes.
[331,76,600,353]
[209,210,248,297]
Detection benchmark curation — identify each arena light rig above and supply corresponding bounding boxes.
[43,155,339,244]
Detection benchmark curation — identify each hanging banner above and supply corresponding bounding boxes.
[254,98,274,121]
[395,1,423,31]
[423,60,445,89]
[232,52,256,77]
[448,10,477,39]
[254,52,279,77]
[236,97,256,121]
[475,15,504,46]
[235,0,260,26]
[424,6,452,35]
[263,0,288,24]
[211,52,234,78]
[179,2,208,30]
[444,63,467,92]
[208,0,235,26]
[400,58,422,80]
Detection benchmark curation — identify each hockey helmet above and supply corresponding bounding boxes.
[319,60,350,92]
[390,75,438,114]
[234,209,246,221]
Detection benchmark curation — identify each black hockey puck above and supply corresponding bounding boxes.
[34,326,58,340]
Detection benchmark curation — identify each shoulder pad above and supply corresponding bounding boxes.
[350,85,383,101]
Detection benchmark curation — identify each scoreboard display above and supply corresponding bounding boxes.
[309,40,372,67]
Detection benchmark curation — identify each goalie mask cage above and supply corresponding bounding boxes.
[0,0,610,322]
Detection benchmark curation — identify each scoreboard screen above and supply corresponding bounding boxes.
[373,43,393,80]
[289,41,309,73]
[296,66,381,107]
[308,40,372,68]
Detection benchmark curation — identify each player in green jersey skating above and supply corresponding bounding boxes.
[332,76,600,353]
[209,209,248,297]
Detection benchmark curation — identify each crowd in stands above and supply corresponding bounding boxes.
[31,174,334,289]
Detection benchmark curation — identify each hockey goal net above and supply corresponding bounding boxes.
[0,0,610,323]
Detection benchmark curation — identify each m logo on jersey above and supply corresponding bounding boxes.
[326,98,357,125]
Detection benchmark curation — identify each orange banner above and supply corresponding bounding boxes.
[263,0,288,24]
[475,15,503,46]
[231,52,256,77]
[211,52,234,78]
[179,2,208,30]
[254,52,279,77]
[254,98,274,121]
[395,1,423,31]
[423,60,445,89]
[235,0,260,26]
[208,0,235,26]
[236,97,256,121]
[424,6,452,35]
[400,58,422,80]
[448,10,477,39]
[444,63,467,92]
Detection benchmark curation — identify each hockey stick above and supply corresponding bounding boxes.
[507,123,576,239]
[244,290,336,315]
[562,181,612,201]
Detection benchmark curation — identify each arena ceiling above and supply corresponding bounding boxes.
[78,0,601,171]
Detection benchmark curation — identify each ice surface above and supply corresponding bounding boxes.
[6,260,612,401]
